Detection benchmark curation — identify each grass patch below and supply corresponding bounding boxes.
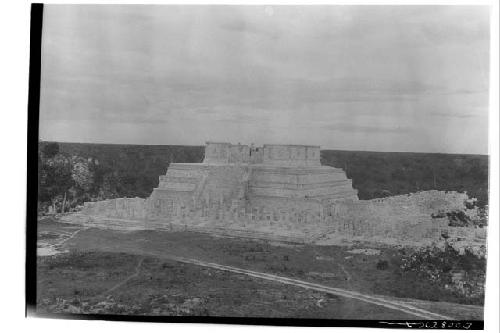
[60,228,485,306]
[37,250,421,319]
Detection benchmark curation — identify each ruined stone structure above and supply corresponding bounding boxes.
[79,142,485,248]
[83,142,358,225]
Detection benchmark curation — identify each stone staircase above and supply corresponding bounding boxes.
[192,173,208,205]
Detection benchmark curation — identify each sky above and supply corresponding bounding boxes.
[39,5,490,154]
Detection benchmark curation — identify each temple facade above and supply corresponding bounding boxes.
[82,142,358,225]
[146,142,358,224]
[78,142,484,248]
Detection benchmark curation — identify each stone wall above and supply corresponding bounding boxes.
[249,146,264,164]
[146,163,249,221]
[229,144,250,164]
[249,165,358,201]
[203,142,231,164]
[77,189,485,249]
[81,197,146,220]
[248,196,324,224]
[327,191,483,243]
[203,142,251,164]
[201,164,249,206]
[203,142,321,166]
[262,144,320,166]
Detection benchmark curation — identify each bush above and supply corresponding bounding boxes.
[447,210,471,227]
[399,244,486,303]
[42,142,60,158]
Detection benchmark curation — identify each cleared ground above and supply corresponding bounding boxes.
[36,218,484,320]
[38,251,430,319]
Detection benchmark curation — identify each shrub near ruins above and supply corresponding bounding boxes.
[399,244,486,304]
[39,143,100,214]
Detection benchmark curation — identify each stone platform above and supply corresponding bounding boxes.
[81,142,358,226]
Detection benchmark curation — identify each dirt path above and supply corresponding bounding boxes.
[101,257,145,295]
[163,255,454,320]
[56,228,85,246]
[38,228,86,256]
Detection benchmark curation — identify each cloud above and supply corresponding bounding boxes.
[39,5,490,154]
[429,112,478,119]
[219,19,252,33]
[319,123,412,134]
[219,20,281,42]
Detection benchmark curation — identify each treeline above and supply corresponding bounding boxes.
[37,141,488,213]
[320,150,488,207]
[38,141,204,213]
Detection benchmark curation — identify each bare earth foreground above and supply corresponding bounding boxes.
[36,217,483,320]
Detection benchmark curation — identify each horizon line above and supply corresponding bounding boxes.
[38,139,489,157]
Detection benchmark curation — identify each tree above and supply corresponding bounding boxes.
[71,158,94,192]
[42,142,60,158]
[40,154,73,213]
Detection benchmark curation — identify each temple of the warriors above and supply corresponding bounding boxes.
[81,142,359,224]
[144,142,358,223]
[78,142,485,250]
